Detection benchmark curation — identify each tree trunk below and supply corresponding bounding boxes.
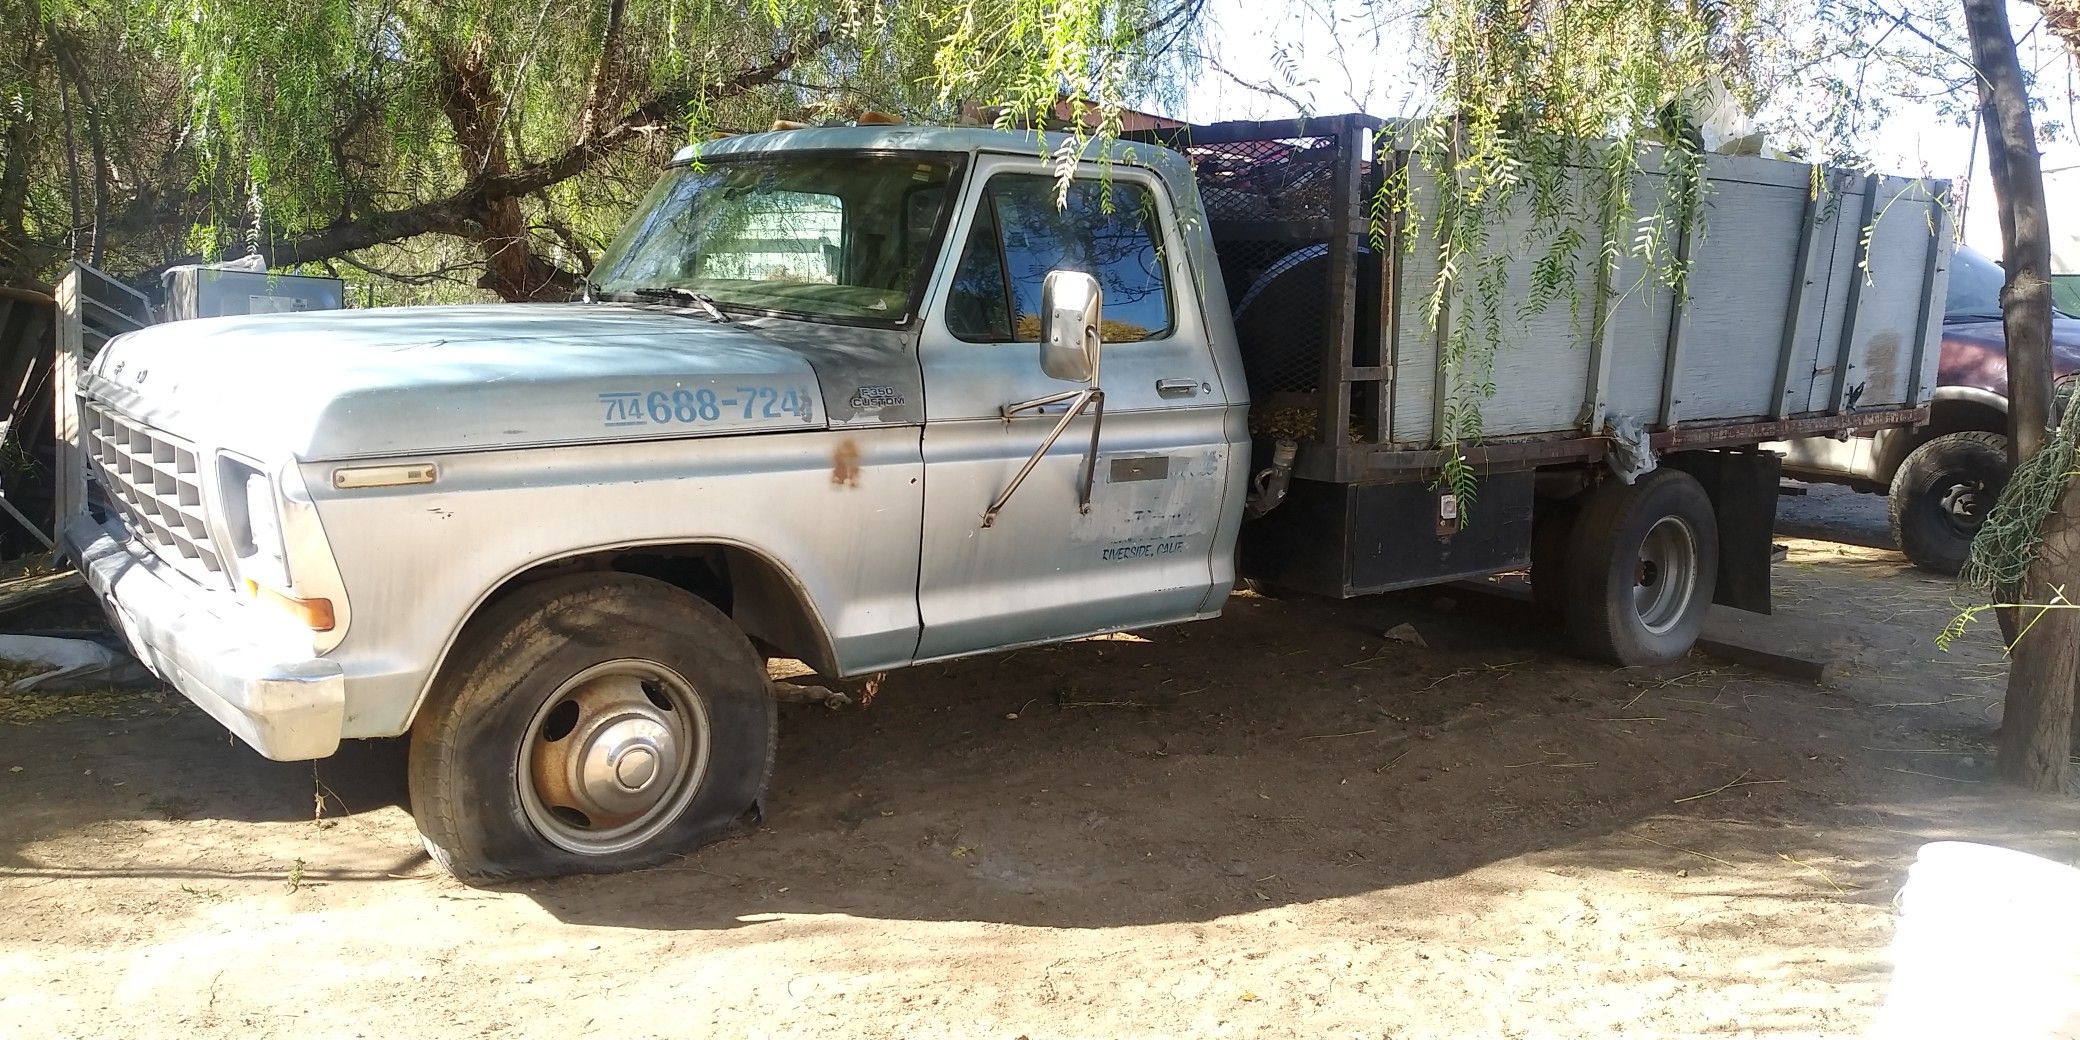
[1965,0,2072,792]
[2005,485,2080,790]
[436,38,577,302]
[49,31,113,267]
[0,29,40,283]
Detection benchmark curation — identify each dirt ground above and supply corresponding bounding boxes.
[4,486,2079,1039]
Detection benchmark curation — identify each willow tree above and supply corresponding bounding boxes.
[1389,0,1770,500]
[2,0,1197,299]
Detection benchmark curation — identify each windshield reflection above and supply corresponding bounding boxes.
[593,154,959,325]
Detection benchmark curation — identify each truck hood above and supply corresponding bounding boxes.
[83,303,828,461]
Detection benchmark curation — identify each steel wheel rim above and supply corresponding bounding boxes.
[1939,480,1988,536]
[1633,515,1699,636]
[517,659,711,857]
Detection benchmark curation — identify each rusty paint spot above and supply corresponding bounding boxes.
[830,438,863,488]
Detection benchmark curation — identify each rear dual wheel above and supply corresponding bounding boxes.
[1538,469,1719,667]
[409,573,776,883]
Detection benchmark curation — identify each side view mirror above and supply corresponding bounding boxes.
[1039,270,1102,383]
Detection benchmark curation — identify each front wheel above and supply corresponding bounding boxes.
[1888,431,2010,575]
[408,573,776,883]
[1561,469,1719,666]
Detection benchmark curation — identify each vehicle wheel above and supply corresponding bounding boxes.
[1562,469,1719,666]
[1530,501,1577,615]
[408,573,776,883]
[1888,431,2010,575]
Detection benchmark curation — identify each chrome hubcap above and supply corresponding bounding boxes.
[518,659,711,856]
[1634,515,1699,636]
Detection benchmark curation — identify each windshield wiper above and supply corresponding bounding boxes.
[628,286,733,323]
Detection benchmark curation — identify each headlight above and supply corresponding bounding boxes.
[215,455,346,645]
[220,456,291,589]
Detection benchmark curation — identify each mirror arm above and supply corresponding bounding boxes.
[1000,388,1086,419]
[981,387,1107,529]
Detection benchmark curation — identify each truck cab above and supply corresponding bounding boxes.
[67,126,1252,880]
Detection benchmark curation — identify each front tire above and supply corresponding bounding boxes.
[409,573,776,883]
[1888,431,2010,575]
[1562,469,1719,666]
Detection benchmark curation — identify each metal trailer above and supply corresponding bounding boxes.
[1132,115,1952,607]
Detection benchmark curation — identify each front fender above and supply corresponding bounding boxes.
[303,427,923,739]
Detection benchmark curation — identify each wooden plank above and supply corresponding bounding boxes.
[1346,405,1927,476]
[1826,173,1883,415]
[0,295,50,417]
[1454,579,1840,682]
[51,268,84,552]
[1381,150,1405,445]
[1696,606,1839,683]
[1771,169,1828,419]
[1314,125,1364,474]
[1427,146,1456,447]
[1578,180,1620,432]
[1657,203,1698,428]
[1905,197,1950,406]
[0,568,86,623]
[77,293,145,331]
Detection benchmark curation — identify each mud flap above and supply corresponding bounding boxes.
[1664,448,1780,614]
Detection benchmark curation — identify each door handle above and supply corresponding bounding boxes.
[1157,378,1202,397]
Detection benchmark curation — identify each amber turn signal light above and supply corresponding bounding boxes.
[246,580,337,632]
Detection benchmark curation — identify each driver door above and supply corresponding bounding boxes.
[912,154,1232,661]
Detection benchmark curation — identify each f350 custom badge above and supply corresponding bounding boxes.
[849,385,905,410]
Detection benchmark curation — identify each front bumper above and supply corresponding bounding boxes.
[66,514,345,761]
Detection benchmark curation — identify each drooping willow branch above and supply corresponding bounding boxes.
[1382,0,1758,507]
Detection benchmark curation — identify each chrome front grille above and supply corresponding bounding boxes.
[81,400,229,589]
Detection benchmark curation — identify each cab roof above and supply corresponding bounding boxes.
[671,124,1197,192]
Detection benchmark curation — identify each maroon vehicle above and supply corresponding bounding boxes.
[1780,246,2080,573]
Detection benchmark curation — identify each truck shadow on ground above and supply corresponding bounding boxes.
[0,569,2049,931]
[0,698,421,883]
[512,586,2024,932]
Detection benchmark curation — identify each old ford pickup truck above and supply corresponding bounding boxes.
[63,116,1950,880]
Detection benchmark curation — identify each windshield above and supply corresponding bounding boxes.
[1946,246,2073,322]
[592,154,960,324]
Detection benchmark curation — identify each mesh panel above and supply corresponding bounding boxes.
[1179,134,1340,397]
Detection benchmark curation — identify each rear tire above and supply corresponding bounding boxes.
[1562,469,1719,666]
[409,573,776,883]
[1888,431,2010,575]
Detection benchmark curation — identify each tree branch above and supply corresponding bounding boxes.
[1202,52,1314,114]
[146,28,837,279]
[479,26,835,200]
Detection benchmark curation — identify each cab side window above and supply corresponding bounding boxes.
[945,174,1173,343]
